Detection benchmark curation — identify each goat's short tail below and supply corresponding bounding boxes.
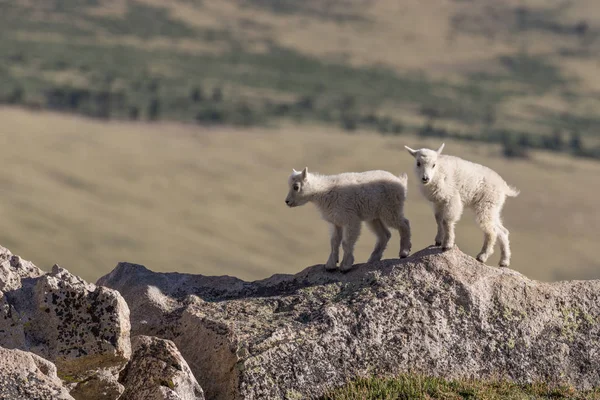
[398,172,408,185]
[506,185,520,197]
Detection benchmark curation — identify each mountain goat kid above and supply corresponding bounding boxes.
[404,143,519,267]
[285,168,412,272]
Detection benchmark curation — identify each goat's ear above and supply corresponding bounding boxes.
[292,168,299,174]
[437,143,445,155]
[404,146,417,158]
[301,167,308,180]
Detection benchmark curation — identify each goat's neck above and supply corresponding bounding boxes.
[306,174,332,203]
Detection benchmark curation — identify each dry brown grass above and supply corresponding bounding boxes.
[1,107,598,283]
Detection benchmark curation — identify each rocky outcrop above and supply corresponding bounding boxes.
[119,335,204,400]
[0,346,74,400]
[2,240,599,399]
[67,368,125,400]
[98,246,600,400]
[0,244,211,400]
[0,246,131,398]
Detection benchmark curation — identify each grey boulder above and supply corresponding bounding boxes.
[119,335,204,400]
[98,246,600,399]
[0,246,131,398]
[0,346,74,400]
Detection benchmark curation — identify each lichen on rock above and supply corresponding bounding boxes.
[0,346,74,400]
[0,246,131,399]
[99,246,600,400]
[119,335,204,400]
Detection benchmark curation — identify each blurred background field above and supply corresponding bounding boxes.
[2,107,599,282]
[0,0,599,282]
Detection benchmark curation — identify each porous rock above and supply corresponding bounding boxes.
[99,246,600,399]
[119,335,204,400]
[0,246,131,399]
[0,346,74,400]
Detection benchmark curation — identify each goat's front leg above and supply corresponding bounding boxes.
[433,204,444,246]
[325,224,342,271]
[340,220,362,272]
[440,197,463,251]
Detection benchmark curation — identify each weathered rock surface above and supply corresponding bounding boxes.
[119,335,204,400]
[67,368,125,400]
[0,346,74,400]
[0,245,131,398]
[98,246,600,400]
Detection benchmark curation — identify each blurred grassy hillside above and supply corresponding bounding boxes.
[0,0,599,282]
[1,0,600,158]
[1,107,599,283]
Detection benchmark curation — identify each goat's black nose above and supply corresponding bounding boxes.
[285,199,290,205]
[422,177,429,183]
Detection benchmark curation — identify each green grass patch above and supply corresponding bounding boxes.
[240,0,366,22]
[323,374,600,400]
[86,3,198,38]
[470,53,566,94]
[0,4,93,37]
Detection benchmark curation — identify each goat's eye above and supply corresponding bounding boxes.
[433,163,436,168]
[293,183,300,191]
[417,162,421,167]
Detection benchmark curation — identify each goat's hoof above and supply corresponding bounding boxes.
[476,253,489,263]
[399,250,410,258]
[339,264,353,273]
[442,244,454,251]
[435,241,442,246]
[367,255,382,264]
[324,263,338,271]
[499,260,510,267]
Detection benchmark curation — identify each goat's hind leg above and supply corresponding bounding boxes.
[366,219,391,263]
[475,209,500,263]
[496,222,511,267]
[382,213,412,258]
[398,217,411,258]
